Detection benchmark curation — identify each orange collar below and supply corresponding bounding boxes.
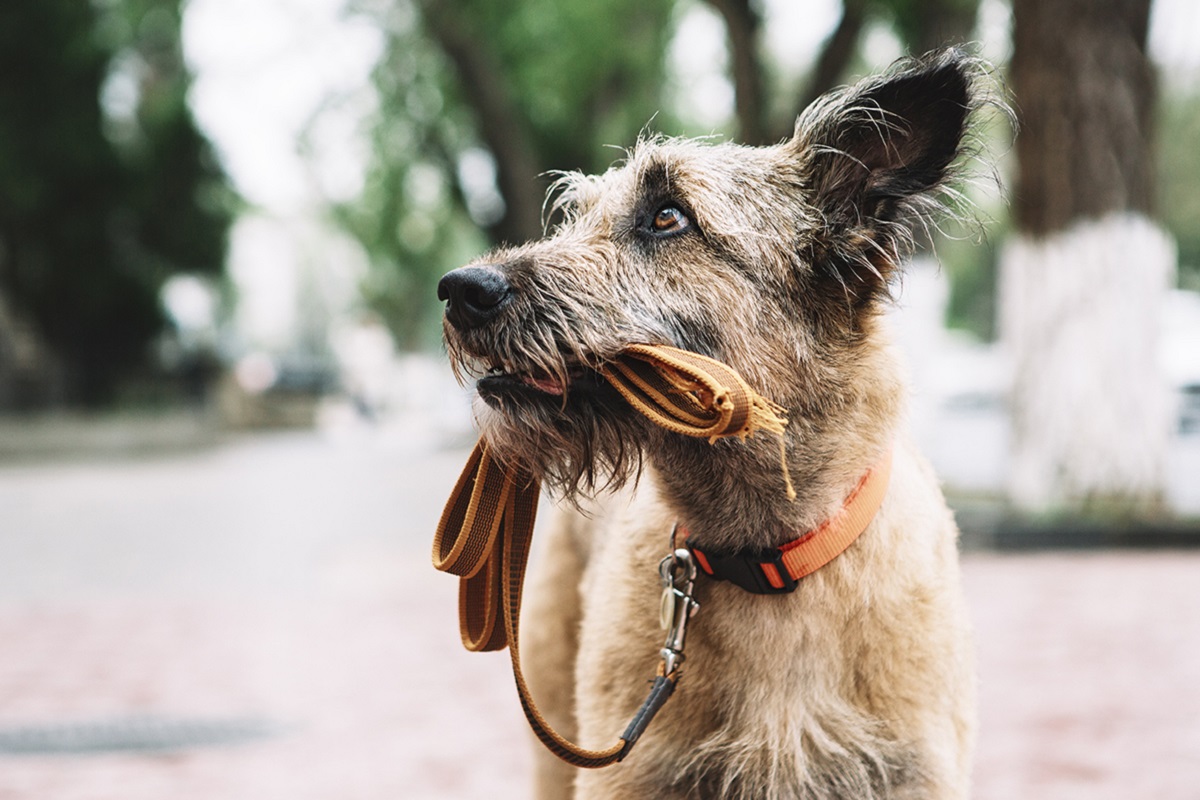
[682,448,893,594]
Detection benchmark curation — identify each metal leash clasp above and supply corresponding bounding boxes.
[658,547,699,677]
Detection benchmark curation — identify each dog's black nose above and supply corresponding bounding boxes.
[437,265,512,330]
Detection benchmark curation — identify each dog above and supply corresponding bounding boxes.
[437,49,992,800]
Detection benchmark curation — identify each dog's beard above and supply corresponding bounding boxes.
[442,299,661,497]
[471,370,647,498]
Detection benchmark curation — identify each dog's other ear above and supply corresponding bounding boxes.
[791,49,979,290]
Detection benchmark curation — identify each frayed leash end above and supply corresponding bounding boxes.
[778,435,797,502]
[747,396,794,503]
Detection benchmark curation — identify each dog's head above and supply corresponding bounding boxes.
[439,49,996,496]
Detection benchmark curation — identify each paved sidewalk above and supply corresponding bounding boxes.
[0,432,1197,799]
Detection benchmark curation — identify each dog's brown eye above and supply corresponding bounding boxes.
[652,206,689,234]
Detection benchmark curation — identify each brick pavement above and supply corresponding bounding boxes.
[1,433,1198,799]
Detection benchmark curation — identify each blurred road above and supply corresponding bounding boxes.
[0,428,1198,799]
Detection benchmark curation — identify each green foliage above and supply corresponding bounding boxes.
[869,0,980,54]
[1159,89,1200,288]
[0,0,234,405]
[106,0,236,280]
[333,2,482,348]
[941,216,1005,341]
[467,0,677,174]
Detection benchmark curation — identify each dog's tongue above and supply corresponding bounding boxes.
[522,373,565,396]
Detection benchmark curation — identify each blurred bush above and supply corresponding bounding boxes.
[0,0,235,408]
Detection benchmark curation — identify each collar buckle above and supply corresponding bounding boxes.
[686,544,800,595]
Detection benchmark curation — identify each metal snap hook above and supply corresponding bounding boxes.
[657,548,699,676]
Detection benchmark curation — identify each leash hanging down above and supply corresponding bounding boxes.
[431,344,790,768]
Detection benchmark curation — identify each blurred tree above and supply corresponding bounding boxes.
[1000,0,1174,513]
[103,0,235,285]
[706,0,980,144]
[0,0,233,406]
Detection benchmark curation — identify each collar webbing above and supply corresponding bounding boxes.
[684,448,893,594]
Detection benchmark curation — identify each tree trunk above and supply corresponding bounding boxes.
[416,0,545,246]
[1010,0,1156,233]
[794,0,867,126]
[1001,0,1174,513]
[704,0,769,144]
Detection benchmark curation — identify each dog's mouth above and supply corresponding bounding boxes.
[480,365,581,397]
[472,355,604,405]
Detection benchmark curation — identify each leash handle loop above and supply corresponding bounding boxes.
[434,441,638,767]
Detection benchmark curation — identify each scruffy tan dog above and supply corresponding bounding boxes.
[437,50,993,800]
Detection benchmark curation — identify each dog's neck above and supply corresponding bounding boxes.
[647,345,904,553]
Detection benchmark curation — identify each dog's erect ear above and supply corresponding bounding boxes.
[791,50,979,285]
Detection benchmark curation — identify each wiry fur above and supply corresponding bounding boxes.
[441,49,1000,799]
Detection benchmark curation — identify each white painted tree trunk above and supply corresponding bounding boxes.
[999,212,1177,512]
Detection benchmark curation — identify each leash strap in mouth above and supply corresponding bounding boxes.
[599,345,785,442]
[432,344,795,767]
[600,344,795,500]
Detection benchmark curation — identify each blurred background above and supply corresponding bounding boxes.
[1,0,1198,797]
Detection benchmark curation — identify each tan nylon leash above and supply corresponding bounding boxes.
[603,345,796,498]
[431,344,792,767]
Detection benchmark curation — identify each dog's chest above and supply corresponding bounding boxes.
[572,497,920,799]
